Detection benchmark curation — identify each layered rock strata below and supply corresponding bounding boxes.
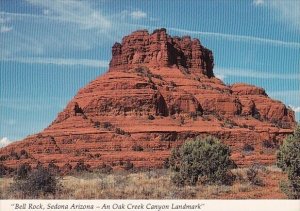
[0,29,295,172]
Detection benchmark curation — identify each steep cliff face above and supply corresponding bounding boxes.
[0,29,296,172]
[109,28,214,77]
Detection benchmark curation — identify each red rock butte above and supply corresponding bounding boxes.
[0,28,296,172]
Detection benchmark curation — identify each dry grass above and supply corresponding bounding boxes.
[0,167,286,199]
[0,177,13,199]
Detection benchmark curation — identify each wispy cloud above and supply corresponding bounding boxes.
[214,67,300,80]
[168,27,300,49]
[0,12,13,33]
[268,0,300,33]
[26,0,111,30]
[0,137,12,148]
[289,105,300,113]
[215,74,226,81]
[130,10,147,19]
[1,57,109,68]
[0,0,120,57]
[253,0,264,6]
[0,25,12,33]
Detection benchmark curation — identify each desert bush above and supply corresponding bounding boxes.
[98,164,113,174]
[148,114,155,120]
[223,119,238,128]
[277,124,300,199]
[10,151,20,160]
[74,160,90,172]
[169,136,236,186]
[12,166,60,198]
[0,155,9,161]
[189,112,198,120]
[132,144,144,151]
[0,164,14,177]
[123,160,134,171]
[179,116,185,125]
[94,121,100,128]
[0,164,7,177]
[115,127,126,135]
[48,161,60,175]
[15,163,32,180]
[162,158,170,169]
[103,122,112,129]
[262,140,274,148]
[243,143,254,152]
[20,150,29,159]
[246,165,264,186]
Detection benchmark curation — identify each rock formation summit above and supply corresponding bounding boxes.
[0,29,296,171]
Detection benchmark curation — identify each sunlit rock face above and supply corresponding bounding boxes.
[0,29,295,172]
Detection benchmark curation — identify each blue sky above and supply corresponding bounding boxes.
[0,0,299,146]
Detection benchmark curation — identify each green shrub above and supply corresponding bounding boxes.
[15,163,32,180]
[12,166,60,198]
[169,136,236,186]
[74,160,90,172]
[277,124,300,199]
[48,161,60,175]
[0,164,14,177]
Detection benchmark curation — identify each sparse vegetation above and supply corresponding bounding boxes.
[123,160,134,171]
[103,122,112,129]
[0,155,9,161]
[15,163,32,180]
[277,124,300,199]
[0,164,13,177]
[115,127,126,135]
[98,164,113,174]
[189,111,202,120]
[246,165,264,186]
[132,144,144,151]
[48,161,60,175]
[10,166,60,198]
[243,143,255,153]
[179,116,185,125]
[94,121,100,128]
[0,166,287,199]
[169,136,236,186]
[148,114,155,120]
[169,81,177,87]
[74,160,91,172]
[262,140,274,149]
[223,119,238,128]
